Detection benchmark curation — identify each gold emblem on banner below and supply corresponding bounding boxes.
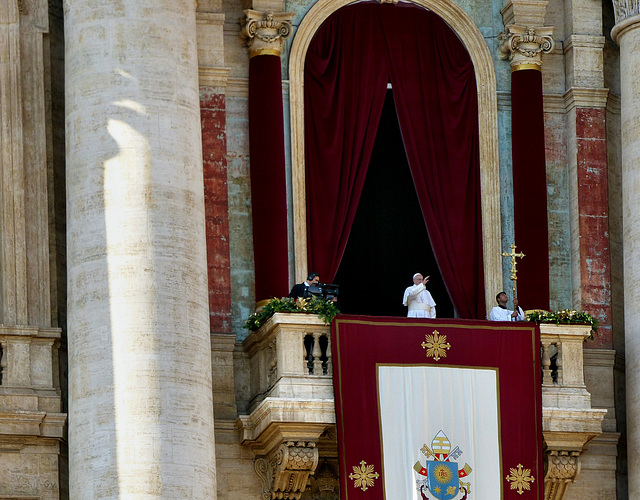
[349,460,380,491]
[505,463,535,494]
[421,330,451,361]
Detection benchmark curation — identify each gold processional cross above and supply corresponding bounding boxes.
[502,243,525,297]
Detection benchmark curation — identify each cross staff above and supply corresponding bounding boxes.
[502,243,525,297]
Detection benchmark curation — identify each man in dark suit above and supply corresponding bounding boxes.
[288,272,321,299]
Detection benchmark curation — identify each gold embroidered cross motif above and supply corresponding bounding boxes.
[421,330,451,361]
[349,460,379,491]
[505,463,535,494]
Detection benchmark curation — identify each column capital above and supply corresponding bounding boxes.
[498,24,555,71]
[611,1,640,44]
[241,9,293,58]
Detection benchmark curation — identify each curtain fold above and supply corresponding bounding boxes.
[382,4,486,318]
[304,2,485,318]
[304,7,389,282]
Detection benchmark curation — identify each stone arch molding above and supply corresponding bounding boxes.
[288,0,502,313]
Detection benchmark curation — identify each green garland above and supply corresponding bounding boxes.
[244,296,340,332]
[526,309,599,339]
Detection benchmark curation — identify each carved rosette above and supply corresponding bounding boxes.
[256,441,320,500]
[543,450,581,500]
[499,25,555,71]
[241,10,293,58]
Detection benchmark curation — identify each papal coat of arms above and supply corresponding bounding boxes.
[413,431,472,500]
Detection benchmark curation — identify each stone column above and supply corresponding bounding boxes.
[65,0,216,498]
[612,4,640,496]
[241,10,292,303]
[499,22,554,310]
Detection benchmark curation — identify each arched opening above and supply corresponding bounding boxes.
[299,1,483,317]
[289,0,502,316]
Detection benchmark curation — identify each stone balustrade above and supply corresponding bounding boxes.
[238,315,605,500]
[242,312,333,414]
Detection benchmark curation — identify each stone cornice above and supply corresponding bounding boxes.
[196,11,225,24]
[563,34,606,52]
[500,0,549,26]
[563,87,610,111]
[198,66,230,89]
[226,77,249,98]
[543,93,566,114]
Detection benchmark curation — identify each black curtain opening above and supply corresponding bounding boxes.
[334,91,455,317]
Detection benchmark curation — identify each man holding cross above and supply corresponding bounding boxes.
[490,292,525,322]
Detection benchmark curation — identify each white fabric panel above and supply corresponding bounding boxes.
[377,365,501,499]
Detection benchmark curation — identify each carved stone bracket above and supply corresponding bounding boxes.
[543,450,581,500]
[256,441,320,500]
[241,9,293,58]
[499,25,555,71]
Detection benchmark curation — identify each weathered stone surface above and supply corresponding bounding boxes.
[65,0,217,497]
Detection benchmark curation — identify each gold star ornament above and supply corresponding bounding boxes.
[349,460,380,492]
[505,463,535,494]
[421,330,451,361]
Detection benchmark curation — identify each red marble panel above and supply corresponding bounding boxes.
[576,107,606,140]
[575,107,612,348]
[201,88,232,334]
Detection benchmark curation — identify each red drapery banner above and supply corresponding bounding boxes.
[304,3,485,318]
[249,55,290,301]
[511,69,550,310]
[332,315,543,499]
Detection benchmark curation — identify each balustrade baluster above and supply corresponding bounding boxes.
[312,333,323,375]
[556,342,563,386]
[303,335,309,374]
[324,334,332,375]
[541,342,553,386]
[0,341,5,385]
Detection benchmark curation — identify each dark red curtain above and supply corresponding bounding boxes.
[249,55,289,301]
[305,2,485,318]
[512,69,550,310]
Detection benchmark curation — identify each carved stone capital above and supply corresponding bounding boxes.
[241,9,293,58]
[499,25,555,71]
[543,450,581,500]
[613,0,640,26]
[255,441,320,500]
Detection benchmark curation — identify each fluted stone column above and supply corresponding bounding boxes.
[65,0,216,497]
[612,5,640,497]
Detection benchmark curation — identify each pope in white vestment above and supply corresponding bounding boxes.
[402,273,436,318]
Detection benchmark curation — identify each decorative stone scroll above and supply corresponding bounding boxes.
[613,0,640,25]
[255,441,320,500]
[241,10,293,58]
[543,450,581,500]
[499,25,555,71]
